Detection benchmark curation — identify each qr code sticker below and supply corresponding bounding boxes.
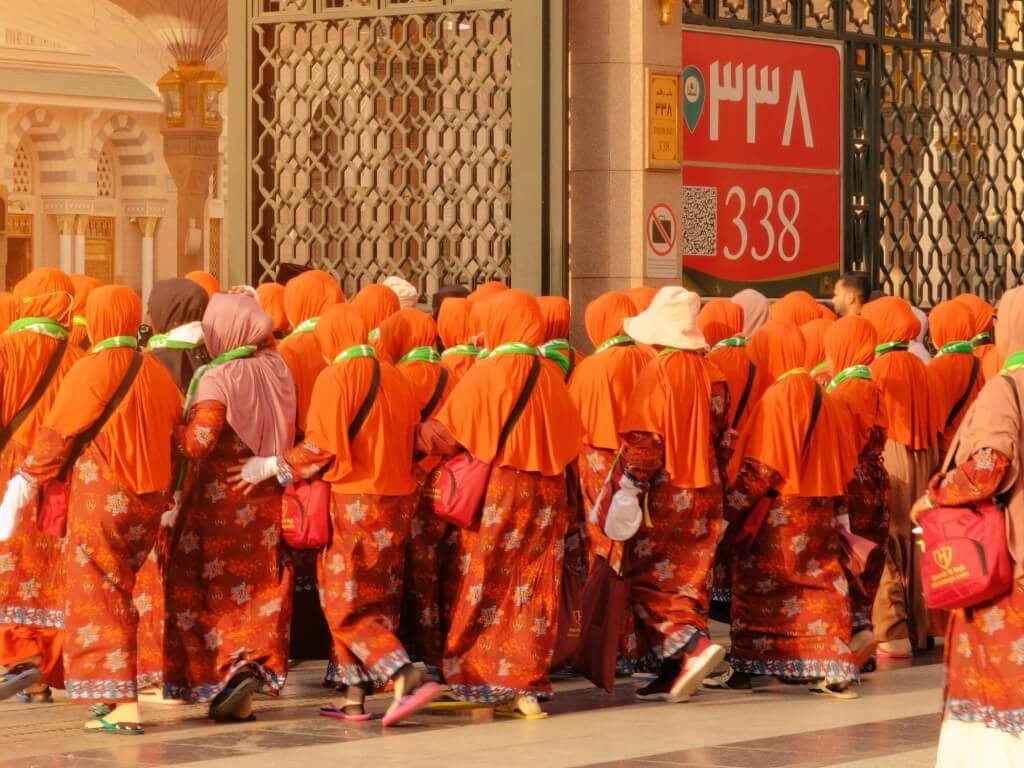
[682,186,717,256]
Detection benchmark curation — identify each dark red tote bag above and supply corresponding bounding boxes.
[573,555,631,692]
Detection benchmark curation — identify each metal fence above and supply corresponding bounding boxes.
[684,0,1024,306]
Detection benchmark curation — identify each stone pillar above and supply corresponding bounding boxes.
[568,0,682,339]
[73,215,88,275]
[55,214,74,273]
[136,217,159,305]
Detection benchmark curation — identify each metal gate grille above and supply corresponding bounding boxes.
[684,0,1024,306]
[249,0,512,298]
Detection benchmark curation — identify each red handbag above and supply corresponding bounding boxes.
[573,548,631,692]
[552,542,585,668]
[282,359,380,550]
[38,481,70,538]
[430,357,541,529]
[919,503,1012,610]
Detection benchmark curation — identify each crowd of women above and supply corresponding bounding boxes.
[0,267,1017,765]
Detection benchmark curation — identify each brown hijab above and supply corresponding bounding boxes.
[732,289,771,338]
[147,277,211,393]
[949,286,1024,579]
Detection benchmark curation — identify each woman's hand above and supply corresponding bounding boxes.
[229,456,279,495]
[910,493,934,526]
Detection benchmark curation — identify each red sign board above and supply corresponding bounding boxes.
[680,29,843,297]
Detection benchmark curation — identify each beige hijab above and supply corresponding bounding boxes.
[949,285,1024,579]
[732,289,770,338]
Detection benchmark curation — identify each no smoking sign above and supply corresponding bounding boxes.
[646,203,678,278]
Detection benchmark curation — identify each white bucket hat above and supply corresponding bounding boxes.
[623,286,708,351]
[382,276,419,309]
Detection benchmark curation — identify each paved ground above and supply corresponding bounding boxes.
[0,650,944,768]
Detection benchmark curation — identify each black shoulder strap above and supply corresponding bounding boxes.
[945,356,981,430]
[60,351,144,479]
[731,361,757,430]
[801,384,824,458]
[348,358,381,442]
[420,366,449,422]
[496,356,542,457]
[0,339,67,455]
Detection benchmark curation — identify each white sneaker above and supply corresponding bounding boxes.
[669,643,727,703]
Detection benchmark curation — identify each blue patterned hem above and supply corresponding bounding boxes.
[163,664,284,704]
[947,699,1024,735]
[852,609,873,633]
[66,679,138,702]
[711,587,731,603]
[447,683,553,705]
[324,649,411,687]
[136,672,163,691]
[0,606,64,629]
[732,656,859,684]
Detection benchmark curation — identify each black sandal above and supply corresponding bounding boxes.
[0,663,42,700]
[209,672,260,721]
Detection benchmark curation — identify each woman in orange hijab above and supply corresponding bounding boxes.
[185,270,220,298]
[800,317,835,383]
[420,289,584,718]
[861,296,940,658]
[709,319,859,697]
[236,303,440,725]
[256,283,289,338]
[278,270,343,433]
[537,296,585,381]
[351,284,401,341]
[770,290,823,326]
[0,292,14,331]
[437,297,477,383]
[466,280,507,308]
[0,269,83,703]
[954,293,1000,379]
[68,275,101,349]
[624,285,658,313]
[569,292,653,565]
[824,316,890,669]
[4,286,181,732]
[604,288,731,703]
[928,301,984,453]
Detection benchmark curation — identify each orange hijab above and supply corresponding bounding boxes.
[619,347,717,490]
[68,274,101,349]
[800,317,834,372]
[769,290,821,326]
[466,281,508,307]
[954,293,997,377]
[0,292,15,331]
[538,296,571,342]
[928,300,984,448]
[380,309,453,418]
[306,304,418,495]
[435,289,584,475]
[0,269,84,450]
[824,316,885,454]
[569,292,653,450]
[351,284,401,333]
[437,297,477,383]
[283,270,343,329]
[256,283,288,334]
[731,320,854,496]
[698,300,744,347]
[862,297,937,450]
[43,286,182,495]
[624,286,658,313]
[185,270,220,298]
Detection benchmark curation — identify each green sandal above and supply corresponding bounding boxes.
[82,717,145,736]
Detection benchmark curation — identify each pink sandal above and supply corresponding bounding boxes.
[319,703,373,722]
[381,682,444,727]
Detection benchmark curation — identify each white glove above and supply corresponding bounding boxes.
[161,491,183,529]
[836,514,851,533]
[0,474,35,542]
[605,476,643,542]
[241,456,279,485]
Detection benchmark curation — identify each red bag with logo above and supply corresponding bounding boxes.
[430,357,541,529]
[919,503,1012,610]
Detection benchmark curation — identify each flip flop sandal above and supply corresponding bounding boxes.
[381,681,444,727]
[320,703,373,722]
[0,665,42,700]
[427,691,488,710]
[15,687,53,704]
[90,703,114,718]
[209,674,260,721]
[809,682,860,700]
[701,667,751,691]
[494,703,549,720]
[82,717,145,736]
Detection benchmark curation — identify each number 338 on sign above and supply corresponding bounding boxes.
[723,185,801,263]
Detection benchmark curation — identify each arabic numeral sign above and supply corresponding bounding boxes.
[722,185,802,263]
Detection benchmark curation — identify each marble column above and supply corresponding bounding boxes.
[73,215,88,275]
[136,217,159,305]
[55,214,74,273]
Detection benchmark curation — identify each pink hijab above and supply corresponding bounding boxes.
[195,293,297,456]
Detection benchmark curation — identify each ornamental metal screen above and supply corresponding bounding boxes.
[247,0,513,298]
[684,0,1024,306]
